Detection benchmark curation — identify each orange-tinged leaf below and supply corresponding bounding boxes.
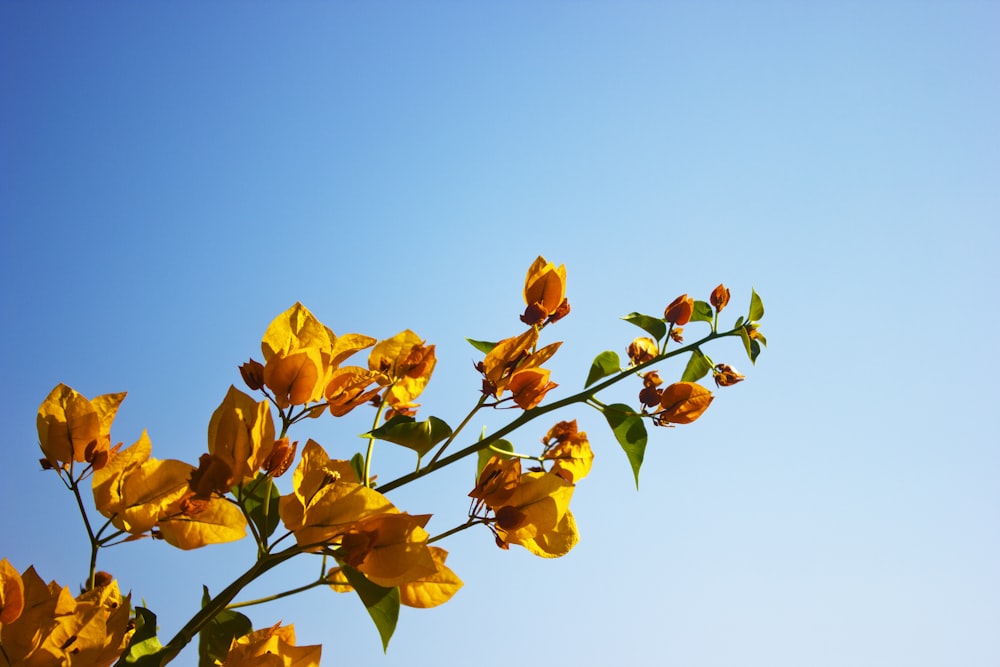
[36,383,101,467]
[524,256,567,315]
[482,329,539,386]
[92,430,153,525]
[495,472,575,547]
[263,348,327,409]
[292,482,397,547]
[340,513,436,588]
[158,496,247,550]
[329,333,377,368]
[656,382,714,424]
[399,547,463,608]
[516,510,579,558]
[118,458,194,534]
[0,558,24,624]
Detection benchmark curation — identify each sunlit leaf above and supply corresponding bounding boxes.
[398,547,463,608]
[158,497,247,550]
[602,403,647,489]
[585,350,621,387]
[749,288,765,321]
[621,312,666,341]
[238,473,281,541]
[340,565,399,653]
[680,348,713,383]
[199,586,252,667]
[350,452,365,484]
[689,300,714,324]
[366,415,453,457]
[120,606,166,665]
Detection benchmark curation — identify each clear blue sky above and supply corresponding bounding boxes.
[1,2,998,666]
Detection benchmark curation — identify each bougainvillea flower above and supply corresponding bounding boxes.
[510,510,579,558]
[710,283,731,312]
[325,366,382,417]
[221,623,321,667]
[469,455,522,512]
[481,328,561,399]
[638,371,664,408]
[663,294,694,326]
[507,367,558,410]
[368,330,437,410]
[521,256,568,326]
[398,546,464,608]
[36,384,126,470]
[207,385,275,485]
[157,494,248,550]
[263,437,298,478]
[713,364,746,387]
[542,420,594,483]
[626,336,658,366]
[0,567,132,667]
[0,558,23,624]
[654,382,714,425]
[260,303,375,409]
[337,512,437,588]
[492,471,577,556]
[278,440,397,547]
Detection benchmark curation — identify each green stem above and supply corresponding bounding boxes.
[226,576,328,610]
[427,518,482,545]
[133,546,303,666]
[378,327,740,494]
[363,396,390,488]
[427,395,487,467]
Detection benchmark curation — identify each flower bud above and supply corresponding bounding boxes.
[713,364,745,387]
[627,337,658,366]
[664,294,694,326]
[710,284,730,312]
[239,359,265,391]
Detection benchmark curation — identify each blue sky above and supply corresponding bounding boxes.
[1,2,998,666]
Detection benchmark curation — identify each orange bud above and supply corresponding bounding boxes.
[655,382,713,425]
[239,359,265,391]
[663,294,694,326]
[710,284,731,312]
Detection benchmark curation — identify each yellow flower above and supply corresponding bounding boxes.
[663,294,694,326]
[337,512,437,588]
[492,471,578,558]
[220,623,321,667]
[521,256,568,326]
[626,336,658,366]
[0,567,132,667]
[207,386,275,485]
[36,384,125,471]
[260,303,374,409]
[368,330,437,411]
[542,420,594,483]
[507,367,558,410]
[325,366,381,417]
[653,382,714,425]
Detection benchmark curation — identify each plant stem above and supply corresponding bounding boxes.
[226,576,328,610]
[69,477,100,589]
[378,327,740,494]
[427,395,487,467]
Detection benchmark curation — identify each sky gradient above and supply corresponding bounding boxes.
[1,3,998,666]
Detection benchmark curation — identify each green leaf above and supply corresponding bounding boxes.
[476,439,515,478]
[621,312,667,341]
[120,606,167,665]
[585,350,621,387]
[238,474,280,541]
[350,452,365,482]
[466,337,497,354]
[341,565,400,652]
[733,315,745,329]
[366,415,453,457]
[739,326,763,364]
[199,586,252,667]
[690,300,714,324]
[680,349,713,382]
[602,403,648,489]
[748,288,765,321]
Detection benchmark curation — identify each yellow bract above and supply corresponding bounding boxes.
[655,382,714,425]
[493,471,577,557]
[368,330,436,412]
[36,384,125,470]
[207,386,275,485]
[0,558,24,625]
[220,623,321,667]
[0,566,132,667]
[523,256,567,323]
[260,303,374,409]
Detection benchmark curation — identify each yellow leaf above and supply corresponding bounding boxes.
[338,513,436,588]
[118,458,194,534]
[158,496,247,550]
[92,431,153,523]
[494,472,575,549]
[36,383,101,468]
[260,303,333,363]
[399,547,464,608]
